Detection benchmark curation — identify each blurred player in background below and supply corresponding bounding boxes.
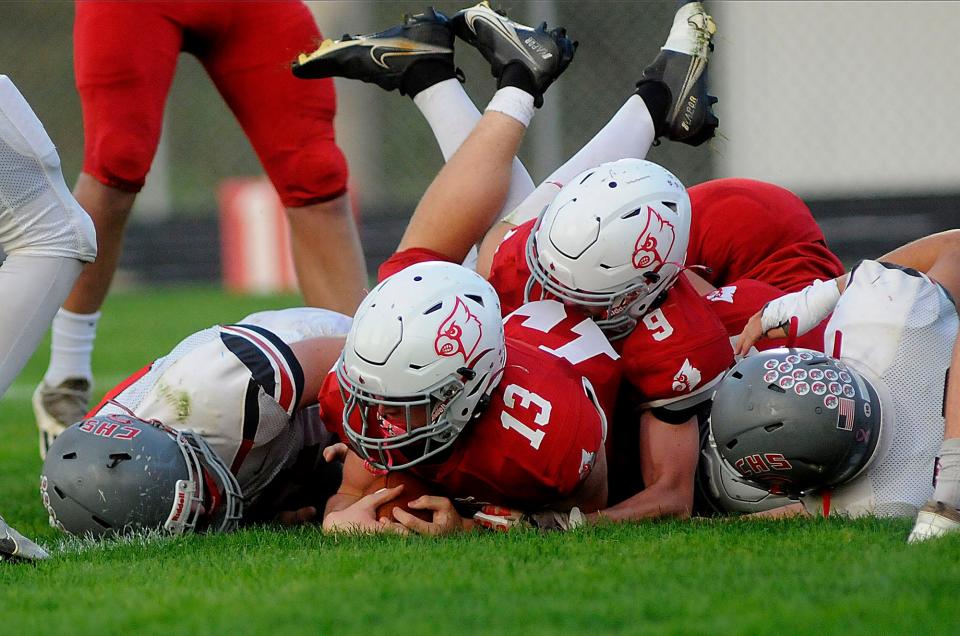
[0,75,97,560]
[33,0,367,457]
[41,307,351,538]
[708,231,959,537]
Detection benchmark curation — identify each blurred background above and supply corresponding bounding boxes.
[2,1,957,293]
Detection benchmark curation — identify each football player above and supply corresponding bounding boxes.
[40,307,351,538]
[298,2,731,526]
[709,230,960,536]
[318,261,613,535]
[0,76,97,561]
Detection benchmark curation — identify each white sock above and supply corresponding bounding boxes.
[485,87,535,128]
[543,94,656,190]
[44,307,100,386]
[0,255,82,396]
[413,78,482,161]
[414,79,536,226]
[933,437,960,510]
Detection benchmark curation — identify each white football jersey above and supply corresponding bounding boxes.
[93,308,351,503]
[802,260,958,517]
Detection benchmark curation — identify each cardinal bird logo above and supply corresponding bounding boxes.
[632,206,677,271]
[672,358,702,392]
[435,297,483,361]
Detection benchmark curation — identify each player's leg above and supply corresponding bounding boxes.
[0,75,97,561]
[297,4,574,265]
[393,5,576,263]
[205,1,364,313]
[293,7,537,252]
[35,2,180,451]
[476,0,719,270]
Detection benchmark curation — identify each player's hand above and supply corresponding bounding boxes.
[735,310,787,356]
[323,442,348,463]
[322,485,404,533]
[393,496,468,536]
[277,506,317,527]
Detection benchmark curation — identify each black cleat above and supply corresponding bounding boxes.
[637,2,718,146]
[451,1,576,107]
[292,7,455,93]
[0,514,48,562]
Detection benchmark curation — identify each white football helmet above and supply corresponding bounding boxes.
[337,261,507,471]
[525,158,691,338]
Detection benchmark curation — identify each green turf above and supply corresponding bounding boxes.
[2,286,959,634]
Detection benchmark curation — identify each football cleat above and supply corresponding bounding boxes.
[0,514,49,562]
[637,1,719,146]
[32,377,91,460]
[907,500,960,543]
[292,7,455,92]
[451,1,577,107]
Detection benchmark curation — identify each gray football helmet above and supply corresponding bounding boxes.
[709,348,883,497]
[696,427,792,514]
[41,414,243,538]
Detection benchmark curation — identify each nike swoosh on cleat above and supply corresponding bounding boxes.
[465,11,538,66]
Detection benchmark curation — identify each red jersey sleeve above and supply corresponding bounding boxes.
[621,276,733,409]
[488,220,537,315]
[317,369,347,442]
[377,247,455,283]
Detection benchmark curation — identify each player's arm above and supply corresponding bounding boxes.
[592,411,699,523]
[397,111,528,264]
[287,336,346,409]
[877,229,960,300]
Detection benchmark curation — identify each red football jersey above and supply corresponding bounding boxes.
[318,337,605,507]
[487,220,732,407]
[686,178,844,293]
[618,276,733,408]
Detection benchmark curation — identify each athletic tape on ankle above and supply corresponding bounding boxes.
[485,87,535,128]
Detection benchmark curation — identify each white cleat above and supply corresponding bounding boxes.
[907,500,960,543]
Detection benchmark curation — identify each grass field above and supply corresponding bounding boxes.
[2,286,959,634]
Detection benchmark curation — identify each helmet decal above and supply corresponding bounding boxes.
[435,297,483,361]
[632,206,676,271]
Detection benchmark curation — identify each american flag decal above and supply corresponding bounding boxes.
[837,397,856,431]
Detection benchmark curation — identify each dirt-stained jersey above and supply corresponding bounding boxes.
[90,308,351,504]
[319,325,607,508]
[801,260,958,517]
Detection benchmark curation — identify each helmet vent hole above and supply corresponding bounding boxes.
[106,453,132,469]
[465,294,484,306]
[621,208,642,219]
[423,302,443,315]
[662,201,678,212]
[52,485,65,499]
[409,363,425,370]
[768,384,787,394]
[91,515,112,529]
[731,371,743,379]
[61,452,77,460]
[413,276,423,282]
[608,181,618,188]
[725,439,738,450]
[764,422,784,433]
[579,172,594,184]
